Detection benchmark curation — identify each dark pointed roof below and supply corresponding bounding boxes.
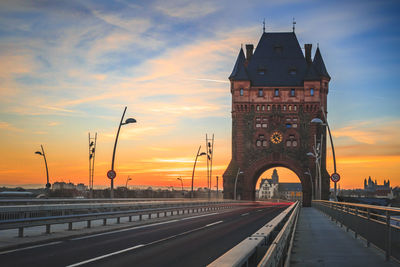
[313,47,331,80]
[229,48,249,80]
[229,32,330,85]
[246,32,307,86]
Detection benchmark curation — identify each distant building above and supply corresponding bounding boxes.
[258,169,302,201]
[52,181,87,191]
[279,183,302,201]
[364,176,391,192]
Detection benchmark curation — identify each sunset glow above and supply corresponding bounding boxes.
[0,0,399,190]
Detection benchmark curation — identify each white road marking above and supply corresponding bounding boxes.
[205,220,223,227]
[66,219,224,266]
[0,241,62,255]
[66,244,145,267]
[71,212,219,241]
[241,213,250,216]
[70,220,179,241]
[256,209,263,212]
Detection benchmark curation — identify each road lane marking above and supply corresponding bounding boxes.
[241,213,250,216]
[70,220,179,240]
[67,220,224,266]
[0,241,62,255]
[205,220,223,227]
[256,209,262,212]
[66,244,145,267]
[71,212,220,241]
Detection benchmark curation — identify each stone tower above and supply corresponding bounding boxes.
[223,31,331,206]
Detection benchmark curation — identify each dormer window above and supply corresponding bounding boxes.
[240,88,244,96]
[258,89,263,97]
[289,68,297,75]
[310,88,314,96]
[290,89,295,97]
[258,69,266,75]
[274,89,279,97]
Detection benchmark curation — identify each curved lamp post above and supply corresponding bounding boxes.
[125,176,132,188]
[311,107,337,201]
[110,106,136,198]
[191,146,206,198]
[35,145,51,192]
[304,169,314,200]
[234,168,244,200]
[177,177,184,196]
[307,151,321,200]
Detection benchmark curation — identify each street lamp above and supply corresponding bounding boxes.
[307,149,322,200]
[311,107,338,201]
[234,168,244,200]
[304,169,314,200]
[177,177,184,196]
[35,145,51,193]
[191,146,206,198]
[125,176,132,188]
[109,106,136,198]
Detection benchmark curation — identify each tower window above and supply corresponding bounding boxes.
[256,105,260,111]
[267,105,271,111]
[240,88,244,96]
[256,140,261,147]
[290,89,295,97]
[289,68,297,75]
[310,88,314,96]
[262,140,267,147]
[258,89,263,97]
[283,105,287,111]
[274,89,279,97]
[288,105,292,111]
[261,105,265,111]
[286,123,292,128]
[294,105,297,111]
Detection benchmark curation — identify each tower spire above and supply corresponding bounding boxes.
[292,17,296,33]
[263,18,265,33]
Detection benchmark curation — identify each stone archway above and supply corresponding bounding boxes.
[240,158,312,206]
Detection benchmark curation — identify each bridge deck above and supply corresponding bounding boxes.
[290,207,398,267]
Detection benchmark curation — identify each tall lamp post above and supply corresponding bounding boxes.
[307,141,322,200]
[35,145,51,194]
[234,168,244,200]
[311,107,338,201]
[191,146,206,198]
[125,176,132,188]
[304,169,314,200]
[177,177,184,196]
[108,106,136,199]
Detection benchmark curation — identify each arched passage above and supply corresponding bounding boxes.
[234,157,313,206]
[256,167,302,201]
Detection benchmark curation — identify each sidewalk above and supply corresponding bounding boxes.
[290,207,399,267]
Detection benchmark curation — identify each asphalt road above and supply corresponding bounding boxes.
[0,202,288,267]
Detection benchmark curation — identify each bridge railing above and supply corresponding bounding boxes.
[208,202,299,267]
[0,200,237,237]
[312,200,400,261]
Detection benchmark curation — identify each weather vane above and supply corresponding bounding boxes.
[292,17,296,33]
[263,18,266,33]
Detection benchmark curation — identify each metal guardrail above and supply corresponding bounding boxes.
[313,200,400,261]
[208,202,299,267]
[0,198,229,206]
[0,201,236,237]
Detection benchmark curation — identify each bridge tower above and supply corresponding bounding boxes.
[223,31,331,206]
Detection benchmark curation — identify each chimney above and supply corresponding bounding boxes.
[304,44,312,63]
[245,44,254,61]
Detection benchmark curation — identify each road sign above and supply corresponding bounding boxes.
[331,172,340,183]
[107,170,116,179]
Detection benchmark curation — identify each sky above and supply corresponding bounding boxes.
[0,0,399,190]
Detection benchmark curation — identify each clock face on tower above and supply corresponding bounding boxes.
[270,131,283,144]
